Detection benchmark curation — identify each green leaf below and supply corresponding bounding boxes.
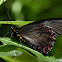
[0,37,57,62]
[0,21,34,26]
[0,45,23,57]
[0,50,22,57]
[50,35,62,59]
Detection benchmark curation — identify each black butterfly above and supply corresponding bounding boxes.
[10,18,62,55]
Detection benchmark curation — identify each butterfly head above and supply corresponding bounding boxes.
[10,26,20,37]
[10,26,16,32]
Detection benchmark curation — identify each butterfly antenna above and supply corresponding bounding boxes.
[3,11,12,37]
[7,11,12,25]
[6,10,13,42]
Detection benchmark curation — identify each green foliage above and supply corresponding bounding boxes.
[50,35,62,59]
[0,0,62,62]
[0,21,60,62]
[0,21,34,26]
[0,37,56,62]
[0,0,62,21]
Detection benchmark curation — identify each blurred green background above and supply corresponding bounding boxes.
[0,0,62,62]
[0,0,62,21]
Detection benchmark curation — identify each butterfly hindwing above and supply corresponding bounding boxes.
[44,20,62,38]
[18,20,56,54]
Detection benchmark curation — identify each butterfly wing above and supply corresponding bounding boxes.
[18,19,62,54]
[43,20,62,38]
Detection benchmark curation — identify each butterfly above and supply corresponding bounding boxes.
[10,18,62,55]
